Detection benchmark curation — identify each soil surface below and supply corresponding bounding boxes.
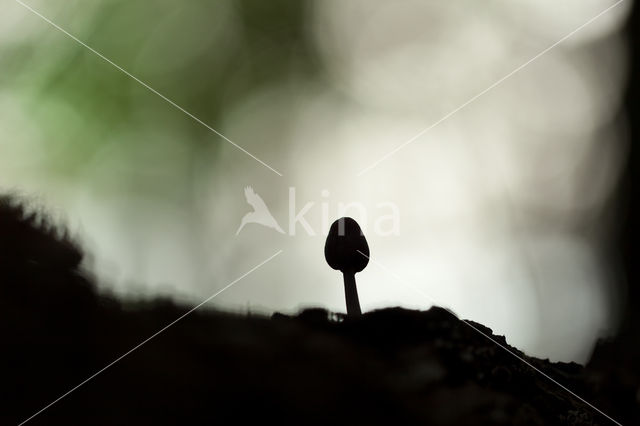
[1,197,638,425]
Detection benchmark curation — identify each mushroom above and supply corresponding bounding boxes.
[324,217,369,316]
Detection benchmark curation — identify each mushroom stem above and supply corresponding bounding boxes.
[342,271,361,316]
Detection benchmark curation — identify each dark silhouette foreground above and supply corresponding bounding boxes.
[1,196,638,425]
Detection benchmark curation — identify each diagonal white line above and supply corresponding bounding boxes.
[357,250,623,426]
[13,0,283,177]
[357,0,625,177]
[18,249,283,426]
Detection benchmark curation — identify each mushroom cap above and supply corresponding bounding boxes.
[324,217,369,273]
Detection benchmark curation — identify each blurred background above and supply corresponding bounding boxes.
[0,0,633,363]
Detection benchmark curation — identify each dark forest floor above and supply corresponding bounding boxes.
[1,196,638,425]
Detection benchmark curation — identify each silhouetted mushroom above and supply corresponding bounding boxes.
[324,217,369,316]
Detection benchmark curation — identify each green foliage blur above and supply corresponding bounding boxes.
[1,0,319,198]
